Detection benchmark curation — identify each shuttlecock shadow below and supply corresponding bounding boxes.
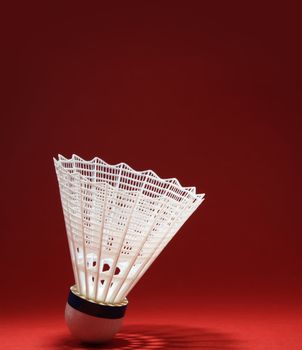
[54,324,243,349]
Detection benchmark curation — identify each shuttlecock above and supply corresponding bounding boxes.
[54,154,205,343]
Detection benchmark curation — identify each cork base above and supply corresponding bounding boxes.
[65,287,128,343]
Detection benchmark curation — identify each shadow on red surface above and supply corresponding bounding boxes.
[53,324,243,349]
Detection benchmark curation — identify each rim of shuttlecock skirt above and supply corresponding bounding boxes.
[54,154,204,197]
[54,154,205,343]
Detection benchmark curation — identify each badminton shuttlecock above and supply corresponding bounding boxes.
[54,154,205,343]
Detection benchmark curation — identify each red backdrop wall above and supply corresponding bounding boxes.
[1,1,301,317]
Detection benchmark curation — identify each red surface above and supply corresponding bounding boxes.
[0,1,301,349]
[1,304,302,349]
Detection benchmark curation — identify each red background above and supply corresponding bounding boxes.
[1,2,301,349]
